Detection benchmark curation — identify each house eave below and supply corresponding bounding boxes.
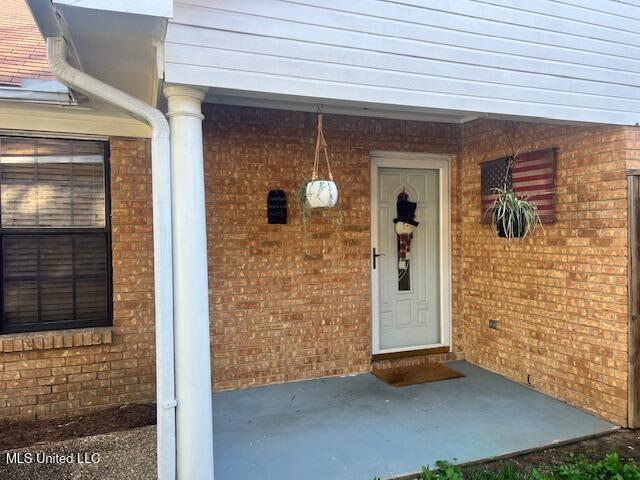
[27,0,167,108]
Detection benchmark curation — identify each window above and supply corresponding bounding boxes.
[0,136,111,333]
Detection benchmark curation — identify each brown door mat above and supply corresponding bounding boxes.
[372,363,464,387]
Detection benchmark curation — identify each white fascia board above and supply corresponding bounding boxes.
[53,0,172,18]
[0,102,150,138]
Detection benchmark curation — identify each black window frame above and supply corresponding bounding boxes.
[0,136,112,334]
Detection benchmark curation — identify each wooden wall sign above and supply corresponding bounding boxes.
[267,189,287,224]
[480,148,556,224]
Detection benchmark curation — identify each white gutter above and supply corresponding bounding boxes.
[0,84,75,105]
[46,37,176,479]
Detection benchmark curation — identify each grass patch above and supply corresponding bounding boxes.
[374,453,640,480]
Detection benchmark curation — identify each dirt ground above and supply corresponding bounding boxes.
[460,429,640,475]
[0,403,156,451]
[0,425,156,480]
[388,430,640,479]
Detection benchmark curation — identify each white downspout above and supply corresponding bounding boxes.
[46,37,177,479]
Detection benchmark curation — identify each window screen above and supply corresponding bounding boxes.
[0,137,111,333]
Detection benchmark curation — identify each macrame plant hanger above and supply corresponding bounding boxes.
[311,113,334,182]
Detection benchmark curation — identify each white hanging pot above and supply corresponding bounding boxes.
[306,180,338,209]
[305,113,339,209]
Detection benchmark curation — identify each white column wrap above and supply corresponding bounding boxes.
[164,84,214,480]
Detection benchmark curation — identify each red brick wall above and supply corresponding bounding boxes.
[0,112,635,426]
[203,108,634,425]
[459,119,631,425]
[0,138,156,420]
[203,105,462,389]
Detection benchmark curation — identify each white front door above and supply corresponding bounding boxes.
[371,153,451,354]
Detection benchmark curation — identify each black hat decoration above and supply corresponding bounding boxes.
[393,190,419,227]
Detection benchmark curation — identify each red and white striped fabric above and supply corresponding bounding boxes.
[480,148,556,224]
[511,148,556,224]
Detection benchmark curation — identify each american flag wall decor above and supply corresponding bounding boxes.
[480,148,556,224]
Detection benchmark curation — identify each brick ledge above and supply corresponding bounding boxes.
[0,327,113,353]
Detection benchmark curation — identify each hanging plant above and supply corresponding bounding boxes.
[297,177,343,256]
[306,113,338,209]
[297,113,342,256]
[486,185,540,240]
[485,156,541,240]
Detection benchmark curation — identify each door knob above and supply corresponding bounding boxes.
[372,248,385,269]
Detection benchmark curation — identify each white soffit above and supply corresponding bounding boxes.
[29,1,167,107]
[56,5,165,106]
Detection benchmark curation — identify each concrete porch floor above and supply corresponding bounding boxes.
[212,361,616,480]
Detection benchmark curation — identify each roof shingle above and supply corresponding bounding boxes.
[0,0,54,86]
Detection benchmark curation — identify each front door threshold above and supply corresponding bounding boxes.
[372,346,449,362]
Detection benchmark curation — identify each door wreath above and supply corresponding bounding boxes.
[394,191,419,288]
